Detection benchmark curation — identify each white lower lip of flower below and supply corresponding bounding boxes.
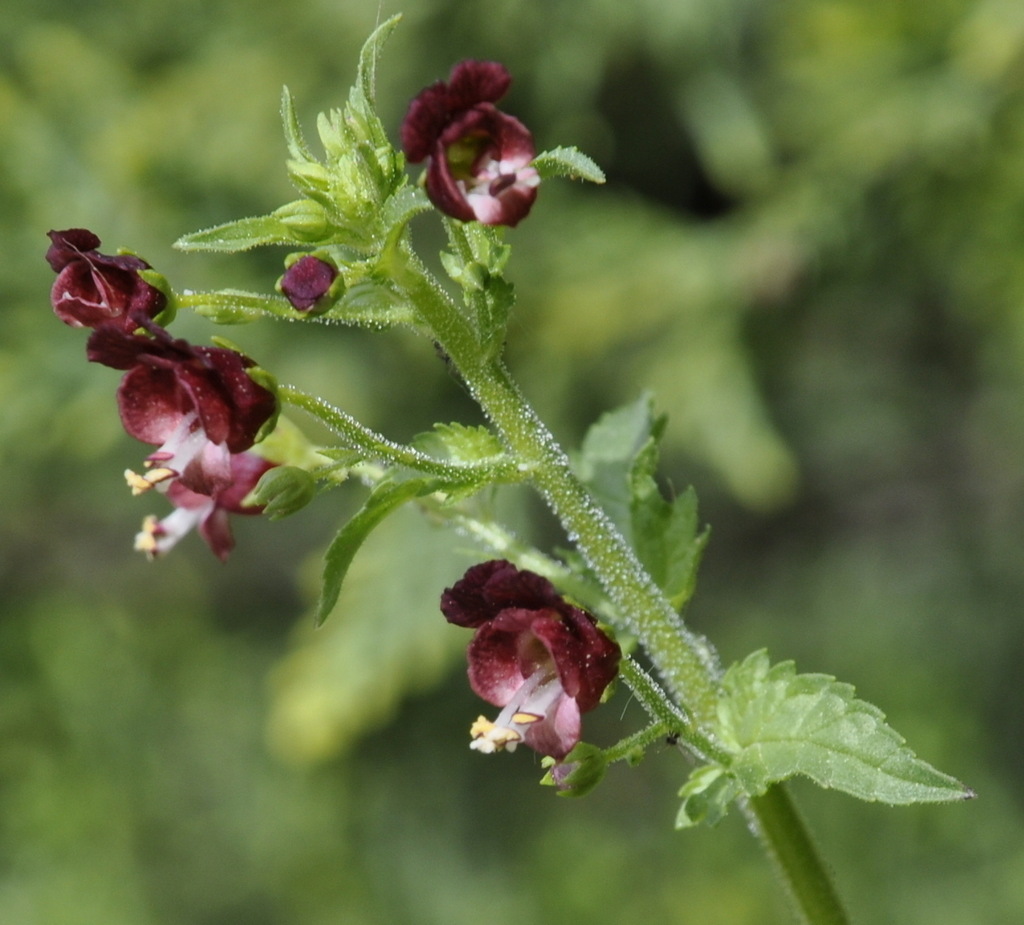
[468,670,563,754]
[145,411,207,487]
[463,161,540,224]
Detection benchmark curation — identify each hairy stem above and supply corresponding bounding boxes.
[394,251,851,925]
[745,786,851,925]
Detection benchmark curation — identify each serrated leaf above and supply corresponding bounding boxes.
[533,146,606,184]
[719,650,973,804]
[316,477,440,626]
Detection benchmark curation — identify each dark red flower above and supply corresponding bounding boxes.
[135,451,277,561]
[441,560,620,760]
[279,255,339,311]
[401,61,539,227]
[88,323,277,497]
[47,228,166,330]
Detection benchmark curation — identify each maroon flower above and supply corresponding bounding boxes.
[441,560,620,760]
[279,255,339,311]
[88,323,277,497]
[47,228,166,330]
[401,61,539,227]
[135,452,277,561]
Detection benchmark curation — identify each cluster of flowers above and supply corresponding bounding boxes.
[47,66,613,765]
[47,228,279,560]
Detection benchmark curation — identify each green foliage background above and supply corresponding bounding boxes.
[3,1,1023,922]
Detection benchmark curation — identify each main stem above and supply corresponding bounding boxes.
[396,254,851,925]
[746,788,851,925]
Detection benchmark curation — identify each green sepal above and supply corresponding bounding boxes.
[717,650,974,805]
[540,743,609,797]
[135,268,177,327]
[316,476,441,626]
[532,146,606,184]
[250,465,317,520]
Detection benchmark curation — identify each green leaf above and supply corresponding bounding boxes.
[574,393,659,535]
[412,423,505,465]
[676,765,742,829]
[718,650,974,804]
[175,214,295,253]
[356,15,401,112]
[629,442,709,611]
[533,146,606,184]
[316,476,440,626]
[281,85,316,164]
[575,394,708,609]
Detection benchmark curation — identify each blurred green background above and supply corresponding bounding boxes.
[3,0,1023,922]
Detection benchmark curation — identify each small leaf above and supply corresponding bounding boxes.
[317,477,440,626]
[676,764,741,829]
[175,215,294,253]
[356,15,402,110]
[629,442,709,611]
[281,85,316,164]
[533,146,606,184]
[719,651,974,804]
[412,423,505,465]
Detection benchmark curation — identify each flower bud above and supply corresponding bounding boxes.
[47,228,167,331]
[279,254,341,312]
[248,465,316,519]
[541,743,609,797]
[274,199,332,242]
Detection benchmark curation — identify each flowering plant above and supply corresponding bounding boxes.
[49,17,972,925]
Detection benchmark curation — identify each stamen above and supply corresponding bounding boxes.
[125,467,176,495]
[468,716,522,754]
[133,515,162,559]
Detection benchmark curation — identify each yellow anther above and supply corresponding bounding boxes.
[133,515,161,558]
[468,715,522,754]
[124,467,176,496]
[511,711,542,725]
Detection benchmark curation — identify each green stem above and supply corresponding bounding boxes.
[393,252,852,925]
[280,383,520,484]
[745,786,851,925]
